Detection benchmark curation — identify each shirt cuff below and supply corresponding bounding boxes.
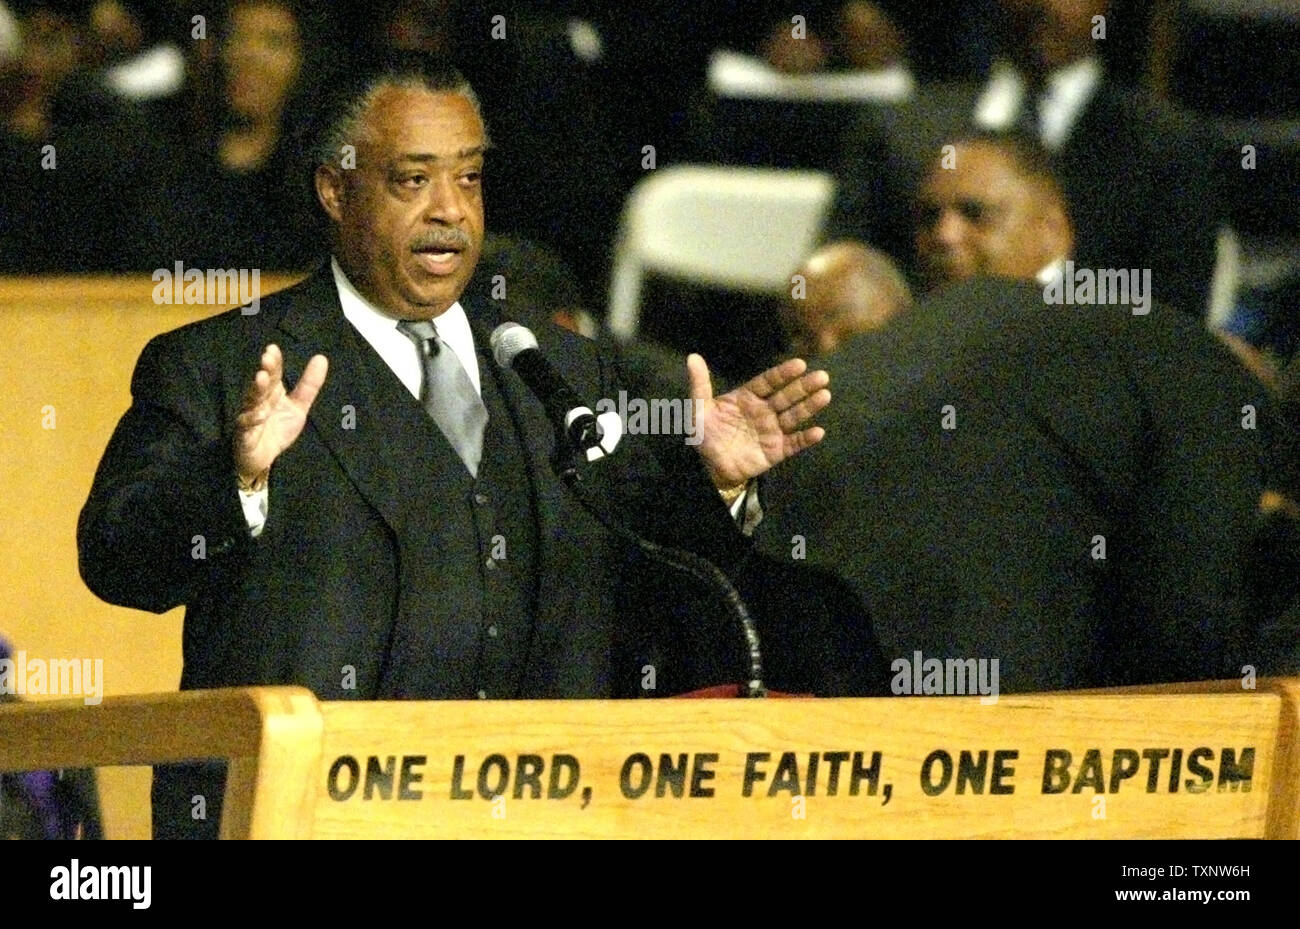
[728,482,763,536]
[239,485,269,537]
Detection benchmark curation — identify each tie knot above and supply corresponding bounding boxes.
[397,319,440,354]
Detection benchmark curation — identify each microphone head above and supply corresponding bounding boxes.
[490,322,539,368]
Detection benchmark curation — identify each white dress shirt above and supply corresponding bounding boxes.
[973,56,1103,151]
[332,256,481,399]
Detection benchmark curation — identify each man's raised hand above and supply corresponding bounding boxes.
[234,344,328,485]
[687,353,830,489]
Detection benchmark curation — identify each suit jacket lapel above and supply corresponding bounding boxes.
[464,302,562,480]
[275,265,440,538]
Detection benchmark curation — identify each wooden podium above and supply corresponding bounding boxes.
[2,678,1297,839]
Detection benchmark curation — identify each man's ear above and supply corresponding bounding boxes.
[315,164,345,224]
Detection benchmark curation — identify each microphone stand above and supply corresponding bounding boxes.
[554,443,766,698]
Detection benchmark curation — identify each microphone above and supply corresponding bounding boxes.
[490,322,604,454]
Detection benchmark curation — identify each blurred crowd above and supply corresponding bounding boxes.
[2,2,1293,347]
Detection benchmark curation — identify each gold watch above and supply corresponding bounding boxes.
[718,480,749,507]
[237,469,269,493]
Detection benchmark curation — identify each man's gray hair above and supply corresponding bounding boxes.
[310,55,488,174]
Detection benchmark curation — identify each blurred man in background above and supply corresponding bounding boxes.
[912,131,1072,290]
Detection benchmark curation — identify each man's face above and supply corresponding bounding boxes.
[317,87,486,320]
[914,142,1066,286]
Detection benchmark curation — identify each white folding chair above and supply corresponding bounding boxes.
[606,165,834,340]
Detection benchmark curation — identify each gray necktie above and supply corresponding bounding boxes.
[396,319,488,477]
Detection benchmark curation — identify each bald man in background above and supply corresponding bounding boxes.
[782,241,912,358]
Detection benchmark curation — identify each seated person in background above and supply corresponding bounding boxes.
[837,1,908,74]
[912,131,1072,291]
[759,1,908,77]
[696,1,914,170]
[914,130,1279,386]
[0,1,147,271]
[783,241,913,357]
[123,0,328,272]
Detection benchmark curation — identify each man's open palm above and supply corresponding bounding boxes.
[234,344,329,481]
[687,353,830,489]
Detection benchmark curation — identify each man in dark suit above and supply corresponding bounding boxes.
[824,0,1221,316]
[78,56,874,838]
[758,276,1283,693]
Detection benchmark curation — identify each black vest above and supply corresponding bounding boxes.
[376,345,540,699]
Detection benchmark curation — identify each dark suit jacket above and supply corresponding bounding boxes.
[78,266,885,834]
[758,277,1283,693]
[824,74,1222,316]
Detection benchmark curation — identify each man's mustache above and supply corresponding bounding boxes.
[411,230,472,252]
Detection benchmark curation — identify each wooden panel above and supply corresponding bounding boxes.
[0,686,323,840]
[311,692,1283,839]
[1073,676,1300,838]
[3,684,1292,839]
[0,276,302,838]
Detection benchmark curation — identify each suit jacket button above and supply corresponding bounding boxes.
[487,624,498,638]
[477,689,488,699]
[474,492,489,505]
[485,558,497,571]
